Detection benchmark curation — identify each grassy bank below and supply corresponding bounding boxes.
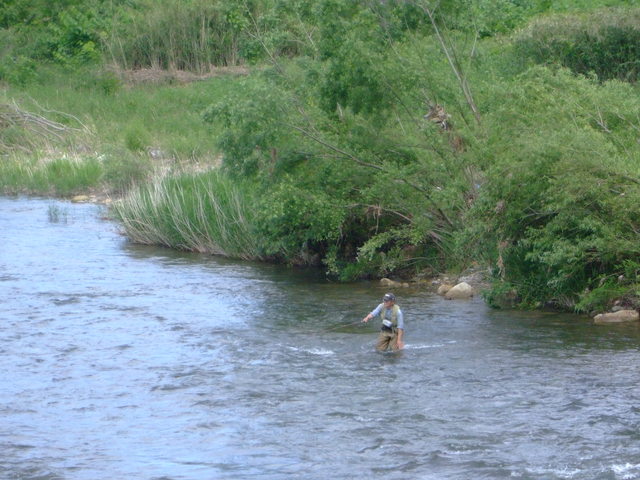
[0,66,251,196]
[0,155,103,196]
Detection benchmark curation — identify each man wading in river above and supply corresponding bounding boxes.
[362,293,405,351]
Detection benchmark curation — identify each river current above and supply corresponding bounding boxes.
[1,196,640,480]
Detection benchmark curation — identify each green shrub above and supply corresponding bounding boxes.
[47,6,104,64]
[0,55,38,86]
[575,281,629,313]
[254,178,347,261]
[466,66,640,309]
[203,74,299,177]
[0,1,110,66]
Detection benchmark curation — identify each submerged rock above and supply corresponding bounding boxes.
[380,278,409,288]
[437,284,453,296]
[593,310,639,324]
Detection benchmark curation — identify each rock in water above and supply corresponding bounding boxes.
[444,282,474,300]
[593,310,639,324]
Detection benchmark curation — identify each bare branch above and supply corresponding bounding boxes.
[0,102,81,152]
[346,203,414,223]
[287,123,385,172]
[287,122,455,228]
[418,2,482,125]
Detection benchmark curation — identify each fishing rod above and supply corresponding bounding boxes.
[323,319,366,332]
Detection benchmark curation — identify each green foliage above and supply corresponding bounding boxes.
[465,66,640,309]
[202,75,298,177]
[513,7,640,82]
[0,55,37,86]
[575,281,628,313]
[0,0,112,73]
[202,20,470,274]
[357,228,421,278]
[46,6,104,64]
[621,259,640,283]
[200,0,499,276]
[254,178,347,261]
[0,0,262,75]
[313,1,404,116]
[0,0,93,28]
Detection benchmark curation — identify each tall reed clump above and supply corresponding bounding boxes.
[106,0,252,72]
[112,170,262,260]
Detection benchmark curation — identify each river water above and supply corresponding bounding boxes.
[1,196,640,480]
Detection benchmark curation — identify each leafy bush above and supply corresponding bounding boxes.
[0,1,111,70]
[465,66,640,309]
[575,281,629,314]
[0,55,37,86]
[202,74,300,177]
[200,2,478,275]
[254,178,347,263]
[47,6,104,64]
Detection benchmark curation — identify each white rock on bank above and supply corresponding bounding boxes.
[444,282,474,300]
[593,310,639,324]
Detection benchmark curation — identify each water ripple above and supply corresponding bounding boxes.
[2,197,640,480]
